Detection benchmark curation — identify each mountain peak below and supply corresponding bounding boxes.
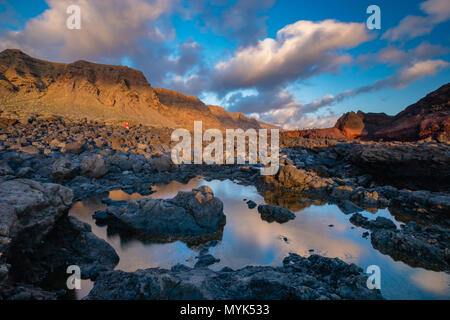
[0,48,28,56]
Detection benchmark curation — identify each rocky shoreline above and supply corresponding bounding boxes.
[87,253,382,300]
[1,112,449,300]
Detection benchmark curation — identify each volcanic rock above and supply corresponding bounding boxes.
[81,154,109,178]
[93,186,226,244]
[257,205,296,223]
[52,157,80,180]
[87,253,383,300]
[371,222,450,272]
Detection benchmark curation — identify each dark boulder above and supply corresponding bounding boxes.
[371,222,450,273]
[87,253,383,300]
[93,186,226,245]
[257,205,295,223]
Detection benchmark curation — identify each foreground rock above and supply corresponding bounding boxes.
[87,253,382,300]
[349,213,397,231]
[371,222,450,273]
[261,165,387,208]
[0,179,72,298]
[261,164,450,221]
[94,186,226,245]
[0,179,73,255]
[0,179,119,299]
[17,216,119,282]
[348,212,449,273]
[257,205,296,223]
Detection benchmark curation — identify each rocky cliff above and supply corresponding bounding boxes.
[0,49,268,130]
[373,83,450,141]
[284,83,450,141]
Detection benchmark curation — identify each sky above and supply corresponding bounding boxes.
[0,0,449,129]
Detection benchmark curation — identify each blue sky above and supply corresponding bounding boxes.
[0,0,449,128]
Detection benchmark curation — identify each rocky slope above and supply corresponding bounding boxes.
[154,87,276,130]
[284,83,450,141]
[373,83,450,141]
[0,49,173,127]
[0,49,268,130]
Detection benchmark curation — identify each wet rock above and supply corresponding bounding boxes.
[171,186,225,231]
[371,222,450,272]
[87,253,383,300]
[14,216,119,283]
[110,154,133,171]
[93,186,225,245]
[263,165,330,193]
[81,154,109,178]
[337,200,363,214]
[257,205,295,223]
[276,165,310,188]
[349,213,396,231]
[330,185,354,200]
[247,200,257,209]
[4,285,59,300]
[195,254,220,268]
[394,190,450,217]
[356,191,384,207]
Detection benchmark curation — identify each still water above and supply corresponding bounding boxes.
[70,178,450,300]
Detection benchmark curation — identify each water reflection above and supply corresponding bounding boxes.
[69,178,450,300]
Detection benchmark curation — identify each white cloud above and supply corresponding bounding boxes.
[0,0,174,61]
[226,87,300,114]
[212,19,370,92]
[382,16,433,42]
[291,59,449,112]
[184,0,276,46]
[255,107,339,130]
[359,42,449,66]
[421,0,450,22]
[383,0,450,42]
[396,59,449,87]
[0,0,209,86]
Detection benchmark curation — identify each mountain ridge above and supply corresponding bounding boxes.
[284,83,450,141]
[0,49,274,130]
